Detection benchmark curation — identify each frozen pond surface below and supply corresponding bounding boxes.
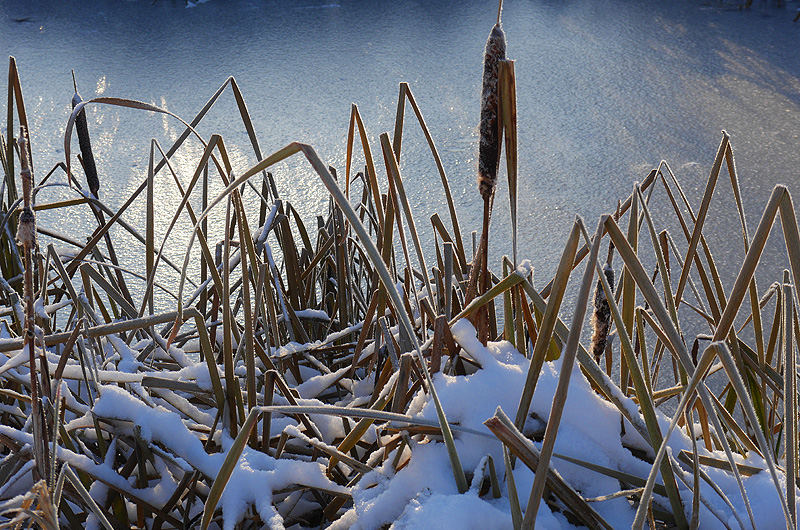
[2,0,800,306]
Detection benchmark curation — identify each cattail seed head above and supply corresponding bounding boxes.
[478,23,506,199]
[72,86,100,198]
[16,133,36,249]
[16,207,36,249]
[590,263,615,362]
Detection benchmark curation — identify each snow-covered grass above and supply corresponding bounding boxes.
[1,20,800,529]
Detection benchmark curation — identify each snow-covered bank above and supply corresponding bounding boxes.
[1,316,792,529]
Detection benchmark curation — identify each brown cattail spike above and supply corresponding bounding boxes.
[16,207,35,252]
[478,23,506,199]
[590,263,615,362]
[72,74,100,198]
[16,134,36,252]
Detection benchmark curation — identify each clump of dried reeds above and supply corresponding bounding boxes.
[0,22,798,530]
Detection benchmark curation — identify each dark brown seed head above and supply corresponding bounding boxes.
[16,134,35,248]
[590,264,615,362]
[72,89,100,198]
[478,23,506,200]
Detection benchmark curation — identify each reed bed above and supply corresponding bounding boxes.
[0,16,799,530]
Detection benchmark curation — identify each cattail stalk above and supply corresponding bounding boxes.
[467,13,506,345]
[72,74,138,309]
[17,131,49,482]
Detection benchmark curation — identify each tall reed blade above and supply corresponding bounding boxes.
[380,133,438,316]
[7,57,32,191]
[620,183,638,392]
[514,221,580,432]
[712,185,783,343]
[345,104,383,227]
[524,217,603,529]
[302,143,469,493]
[146,139,155,316]
[783,282,796,528]
[394,84,468,270]
[498,59,517,265]
[674,132,730,307]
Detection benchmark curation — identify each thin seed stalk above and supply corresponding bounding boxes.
[475,195,492,344]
